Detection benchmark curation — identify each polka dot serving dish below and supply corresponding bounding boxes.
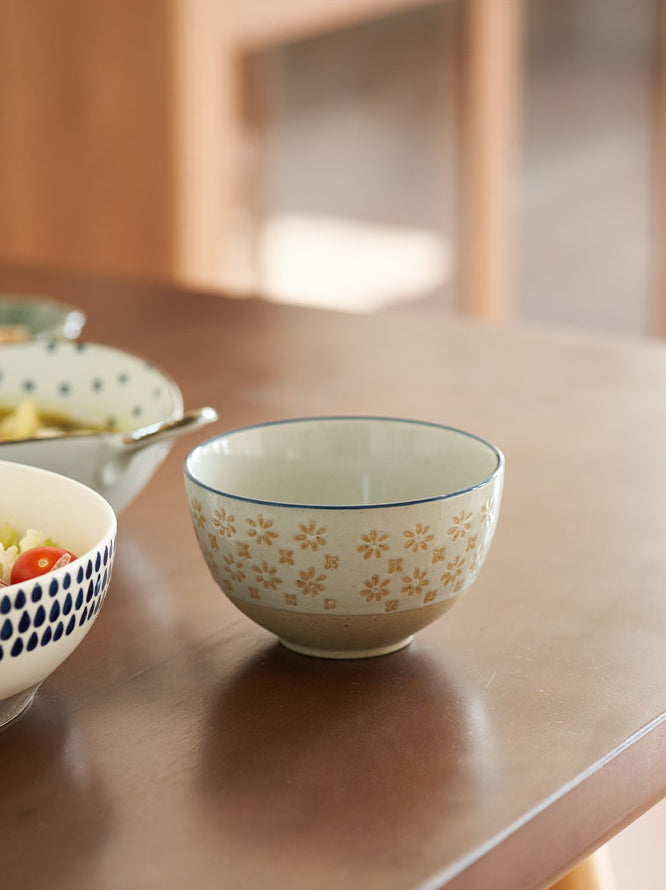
[185,416,504,659]
[0,459,116,727]
[0,339,217,513]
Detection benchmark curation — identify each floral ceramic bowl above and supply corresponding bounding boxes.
[0,296,86,342]
[0,460,116,727]
[0,340,217,513]
[185,417,504,659]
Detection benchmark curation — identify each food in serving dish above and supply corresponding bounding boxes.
[0,325,30,344]
[0,340,217,513]
[185,416,504,659]
[0,460,116,728]
[0,399,115,441]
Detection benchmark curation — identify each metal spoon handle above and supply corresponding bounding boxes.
[121,406,218,448]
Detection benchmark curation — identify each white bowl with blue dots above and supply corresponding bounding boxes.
[0,339,204,513]
[0,459,116,728]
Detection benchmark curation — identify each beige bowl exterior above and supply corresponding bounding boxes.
[185,453,503,659]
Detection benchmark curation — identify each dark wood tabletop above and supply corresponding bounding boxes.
[0,265,665,890]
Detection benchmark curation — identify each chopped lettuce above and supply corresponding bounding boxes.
[0,522,19,549]
[0,545,18,585]
[0,525,58,585]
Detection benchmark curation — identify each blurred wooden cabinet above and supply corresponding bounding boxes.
[0,1,178,285]
[0,0,523,319]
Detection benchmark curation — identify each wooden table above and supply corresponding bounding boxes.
[0,266,665,890]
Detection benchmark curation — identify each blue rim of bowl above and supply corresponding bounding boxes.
[184,415,505,510]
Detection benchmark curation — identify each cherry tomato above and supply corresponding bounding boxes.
[10,546,77,585]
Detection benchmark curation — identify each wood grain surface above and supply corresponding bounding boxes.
[0,265,665,890]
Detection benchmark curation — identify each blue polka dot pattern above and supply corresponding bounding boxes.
[0,340,178,434]
[0,536,115,660]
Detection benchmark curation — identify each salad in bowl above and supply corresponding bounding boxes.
[0,460,116,728]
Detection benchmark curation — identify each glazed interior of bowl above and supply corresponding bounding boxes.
[186,417,503,508]
[0,340,182,436]
[0,459,116,556]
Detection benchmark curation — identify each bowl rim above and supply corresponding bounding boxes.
[0,294,86,339]
[184,415,504,510]
[0,339,184,443]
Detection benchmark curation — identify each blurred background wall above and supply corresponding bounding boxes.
[260,0,660,334]
[1,0,663,336]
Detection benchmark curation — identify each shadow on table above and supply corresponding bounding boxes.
[0,694,112,888]
[199,640,493,865]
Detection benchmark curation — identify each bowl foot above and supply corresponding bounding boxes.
[279,634,414,660]
[0,683,40,730]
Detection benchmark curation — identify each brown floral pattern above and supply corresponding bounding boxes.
[401,568,430,597]
[403,523,433,552]
[191,499,206,529]
[252,561,282,591]
[213,507,236,539]
[296,567,327,597]
[360,574,391,602]
[358,530,389,560]
[447,511,472,541]
[187,470,502,616]
[294,520,327,551]
[247,515,278,546]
